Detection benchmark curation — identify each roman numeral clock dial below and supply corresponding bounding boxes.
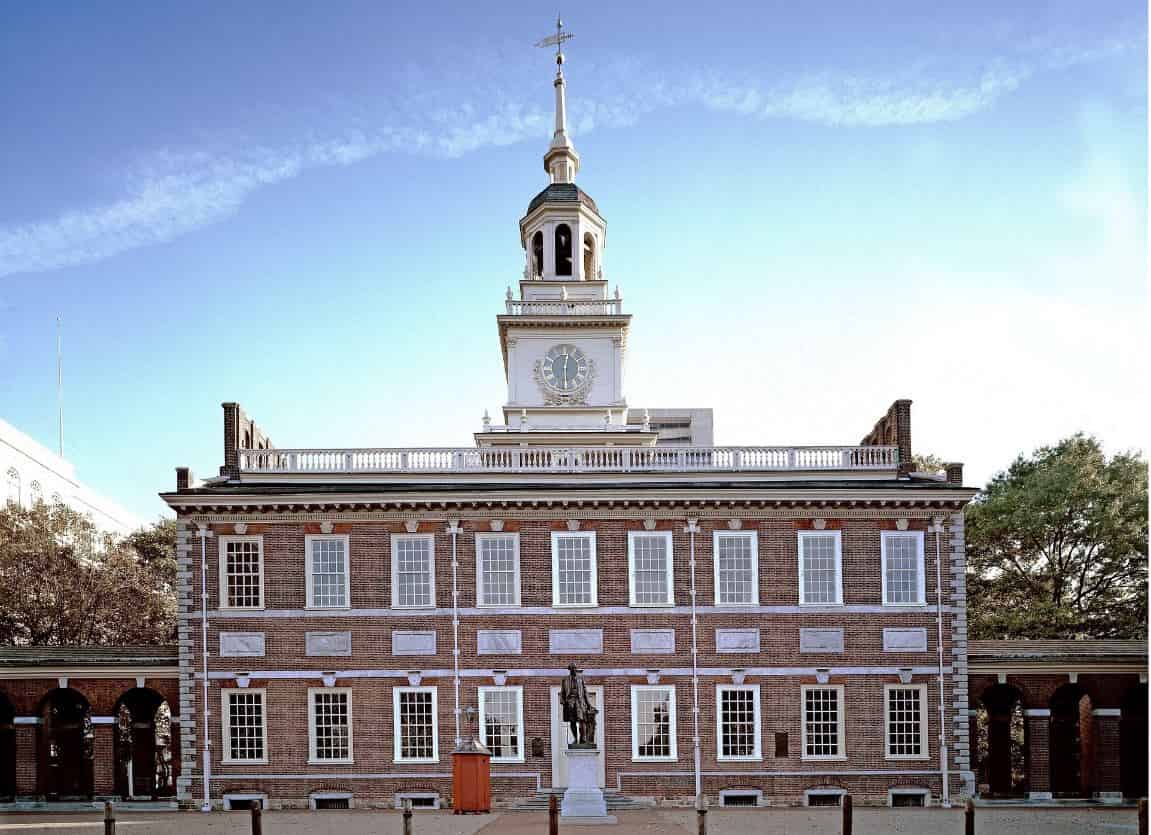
[542,344,589,392]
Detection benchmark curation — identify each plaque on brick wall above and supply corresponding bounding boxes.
[799,628,844,654]
[219,632,266,657]
[477,629,523,655]
[715,628,760,654]
[883,627,928,652]
[392,631,438,656]
[630,629,676,654]
[549,628,603,655]
[305,631,352,657]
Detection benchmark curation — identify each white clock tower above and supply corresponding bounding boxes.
[478,20,656,448]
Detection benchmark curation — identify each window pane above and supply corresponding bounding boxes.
[556,536,594,605]
[313,691,350,760]
[801,535,838,604]
[227,692,265,760]
[885,536,920,604]
[719,688,757,758]
[887,687,923,756]
[311,539,347,608]
[716,535,754,604]
[804,688,840,757]
[398,691,435,760]
[635,688,673,758]
[632,535,670,605]
[479,536,518,606]
[481,689,521,759]
[225,541,262,608]
[396,539,433,607]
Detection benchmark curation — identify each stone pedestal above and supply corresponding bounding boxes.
[561,748,615,825]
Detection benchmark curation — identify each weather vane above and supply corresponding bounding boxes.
[534,15,574,68]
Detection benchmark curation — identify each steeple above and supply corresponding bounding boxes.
[537,16,580,184]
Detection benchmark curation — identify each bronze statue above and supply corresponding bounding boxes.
[561,664,597,747]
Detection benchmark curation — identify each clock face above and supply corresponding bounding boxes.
[542,344,590,392]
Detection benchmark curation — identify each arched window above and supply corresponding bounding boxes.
[50,492,62,506]
[29,481,43,506]
[4,468,18,507]
[554,224,573,276]
[531,231,544,278]
[582,233,596,280]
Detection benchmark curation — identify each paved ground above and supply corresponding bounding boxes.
[0,807,1141,835]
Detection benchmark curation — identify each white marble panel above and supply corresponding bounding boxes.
[630,629,676,654]
[715,628,760,654]
[549,629,604,655]
[219,632,265,658]
[883,627,928,652]
[392,630,437,656]
[799,628,844,654]
[305,631,352,657]
[477,629,523,655]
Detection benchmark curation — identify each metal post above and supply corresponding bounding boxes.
[249,800,262,835]
[548,792,559,835]
[696,804,707,835]
[841,793,852,835]
[1139,797,1147,835]
[965,798,975,835]
[403,799,413,835]
[103,801,115,835]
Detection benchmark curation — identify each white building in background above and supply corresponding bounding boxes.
[0,417,140,536]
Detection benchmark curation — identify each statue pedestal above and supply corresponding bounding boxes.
[561,747,616,825]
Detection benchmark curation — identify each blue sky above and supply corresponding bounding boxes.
[0,1,1146,525]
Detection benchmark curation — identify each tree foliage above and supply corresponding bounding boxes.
[966,434,1148,640]
[0,502,176,646]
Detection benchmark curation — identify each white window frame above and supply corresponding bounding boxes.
[218,535,265,611]
[715,684,762,762]
[477,685,525,763]
[712,531,759,606]
[627,531,675,607]
[393,685,439,763]
[881,531,927,606]
[630,684,678,762]
[391,534,436,610]
[305,534,351,610]
[888,787,931,807]
[221,688,268,764]
[475,533,521,608]
[797,530,843,606]
[801,684,847,761]
[884,683,929,761]
[307,687,354,764]
[551,531,598,608]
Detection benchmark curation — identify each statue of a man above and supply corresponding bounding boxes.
[560,663,596,746]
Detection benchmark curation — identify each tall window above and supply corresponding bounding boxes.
[219,537,264,609]
[476,534,520,607]
[628,531,674,606]
[306,535,350,609]
[798,531,843,605]
[882,531,926,606]
[582,232,596,280]
[713,532,758,605]
[885,684,927,760]
[394,687,438,763]
[802,685,845,760]
[392,535,435,609]
[552,531,597,607]
[716,685,761,761]
[531,230,544,277]
[28,481,43,506]
[5,468,19,506]
[222,689,267,763]
[309,688,353,763]
[478,686,524,762]
[631,685,677,761]
[554,224,573,276]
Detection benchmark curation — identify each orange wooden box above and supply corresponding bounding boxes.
[452,750,491,813]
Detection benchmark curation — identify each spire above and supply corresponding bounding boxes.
[535,16,580,184]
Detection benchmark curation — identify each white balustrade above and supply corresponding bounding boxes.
[504,299,623,316]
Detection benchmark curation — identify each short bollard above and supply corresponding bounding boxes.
[548,793,558,835]
[841,793,852,835]
[403,799,413,835]
[965,798,975,835]
[103,801,115,835]
[696,803,707,835]
[1139,797,1147,835]
[250,799,263,835]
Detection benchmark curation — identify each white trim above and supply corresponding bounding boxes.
[883,683,929,761]
[478,685,525,763]
[712,530,759,606]
[627,531,675,607]
[1023,708,1051,717]
[715,683,761,761]
[193,603,944,619]
[304,534,351,610]
[1092,708,1122,717]
[630,684,678,762]
[390,534,436,609]
[550,530,598,608]
[475,532,521,608]
[881,531,926,606]
[307,687,354,764]
[309,791,354,810]
[888,787,930,807]
[393,685,439,763]
[801,684,846,761]
[797,530,842,606]
[221,687,268,764]
[218,535,265,610]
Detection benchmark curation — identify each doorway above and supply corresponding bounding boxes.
[39,688,94,800]
[550,685,604,788]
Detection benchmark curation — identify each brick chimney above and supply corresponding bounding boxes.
[860,399,913,477]
[945,462,964,486]
[175,467,193,492]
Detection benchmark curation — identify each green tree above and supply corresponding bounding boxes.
[912,454,948,476]
[966,434,1148,639]
[0,502,176,646]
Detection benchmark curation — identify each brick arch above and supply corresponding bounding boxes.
[975,683,1027,797]
[113,687,174,799]
[37,688,94,799]
[1049,683,1094,798]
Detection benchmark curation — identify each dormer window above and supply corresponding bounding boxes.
[555,224,573,276]
[582,233,595,280]
[531,231,544,278]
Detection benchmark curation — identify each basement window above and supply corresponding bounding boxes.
[719,790,762,807]
[223,793,267,811]
[311,792,353,810]
[804,789,845,807]
[395,792,440,810]
[889,789,929,807]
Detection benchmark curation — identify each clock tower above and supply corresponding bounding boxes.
[479,20,655,448]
